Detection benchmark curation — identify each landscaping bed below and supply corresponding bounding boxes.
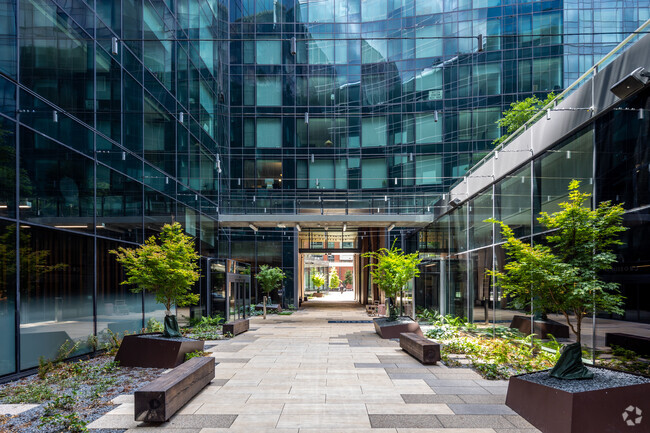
[418,312,650,380]
[0,354,163,433]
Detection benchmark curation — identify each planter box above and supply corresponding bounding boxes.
[312,293,324,297]
[373,317,423,339]
[506,368,650,433]
[115,333,204,368]
[510,315,569,339]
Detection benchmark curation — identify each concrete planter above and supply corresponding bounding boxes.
[506,368,650,433]
[313,292,324,297]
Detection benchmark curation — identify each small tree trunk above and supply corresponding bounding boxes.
[575,314,582,345]
[263,296,267,320]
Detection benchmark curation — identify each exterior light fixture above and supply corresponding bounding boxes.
[477,34,484,52]
[277,223,286,228]
[179,112,184,123]
[52,110,58,123]
[249,223,258,232]
[610,67,650,99]
[639,109,645,120]
[434,110,439,122]
[494,151,498,159]
[290,37,297,55]
[111,37,119,55]
[343,223,347,232]
[295,224,301,231]
[546,109,551,120]
[305,112,309,124]
[387,224,395,232]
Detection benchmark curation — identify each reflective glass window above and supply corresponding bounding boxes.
[361,0,386,21]
[415,113,442,144]
[0,220,15,375]
[362,117,387,147]
[361,158,387,188]
[256,76,282,106]
[416,155,442,185]
[416,25,442,58]
[257,118,282,147]
[256,40,282,64]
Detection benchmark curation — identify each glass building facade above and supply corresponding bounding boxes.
[1,0,649,379]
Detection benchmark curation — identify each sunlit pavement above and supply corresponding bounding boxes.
[88,301,539,433]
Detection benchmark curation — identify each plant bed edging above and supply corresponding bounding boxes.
[506,367,650,433]
[114,333,204,368]
[373,317,423,339]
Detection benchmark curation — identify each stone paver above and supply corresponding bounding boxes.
[0,403,39,415]
[89,300,539,432]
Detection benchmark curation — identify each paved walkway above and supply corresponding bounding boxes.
[89,301,540,433]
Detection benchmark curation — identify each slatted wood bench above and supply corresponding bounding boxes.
[134,356,215,422]
[223,318,249,336]
[400,332,440,365]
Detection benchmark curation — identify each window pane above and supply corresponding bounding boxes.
[361,0,386,21]
[310,159,334,189]
[257,159,282,189]
[416,113,442,144]
[416,155,442,185]
[473,63,501,96]
[416,25,442,58]
[335,159,348,189]
[362,117,387,147]
[256,40,282,64]
[309,39,335,64]
[256,76,282,106]
[362,39,387,63]
[256,118,282,147]
[0,220,15,375]
[361,158,386,188]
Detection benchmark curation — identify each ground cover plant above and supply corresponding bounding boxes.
[0,348,163,433]
[424,314,561,380]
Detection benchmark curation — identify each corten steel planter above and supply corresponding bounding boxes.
[506,369,650,433]
[510,315,570,339]
[114,333,204,368]
[373,317,423,339]
[312,292,324,297]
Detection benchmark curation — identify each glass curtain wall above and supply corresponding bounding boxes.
[0,0,228,378]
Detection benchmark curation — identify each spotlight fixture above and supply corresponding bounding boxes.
[434,110,439,122]
[387,224,395,232]
[248,223,258,232]
[343,223,347,232]
[610,67,650,99]
[111,37,119,55]
[449,197,462,208]
[295,224,301,232]
[277,223,287,229]
[290,36,297,55]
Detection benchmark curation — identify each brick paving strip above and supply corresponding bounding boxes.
[88,302,540,433]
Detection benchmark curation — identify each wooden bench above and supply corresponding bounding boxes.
[134,356,215,422]
[605,332,650,357]
[400,332,440,365]
[223,318,249,336]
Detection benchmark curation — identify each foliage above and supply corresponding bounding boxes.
[486,180,626,343]
[344,270,353,286]
[40,412,88,433]
[329,267,340,289]
[278,311,293,315]
[38,340,81,379]
[182,315,226,340]
[184,350,209,361]
[424,315,560,379]
[110,222,200,313]
[146,317,164,333]
[493,92,556,146]
[311,272,325,292]
[362,241,421,320]
[256,265,286,297]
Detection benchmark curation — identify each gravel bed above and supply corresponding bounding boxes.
[0,355,164,433]
[520,367,650,393]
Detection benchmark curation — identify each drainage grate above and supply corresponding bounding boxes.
[328,320,373,323]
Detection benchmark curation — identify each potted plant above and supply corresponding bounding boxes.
[363,242,422,338]
[110,222,203,368]
[256,265,285,319]
[311,272,325,297]
[344,270,353,289]
[110,222,200,337]
[487,181,649,433]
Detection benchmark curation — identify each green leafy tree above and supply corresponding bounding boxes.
[311,272,325,293]
[110,222,200,337]
[256,265,286,303]
[493,92,556,146]
[363,242,421,320]
[487,180,626,343]
[329,268,340,289]
[344,270,353,287]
